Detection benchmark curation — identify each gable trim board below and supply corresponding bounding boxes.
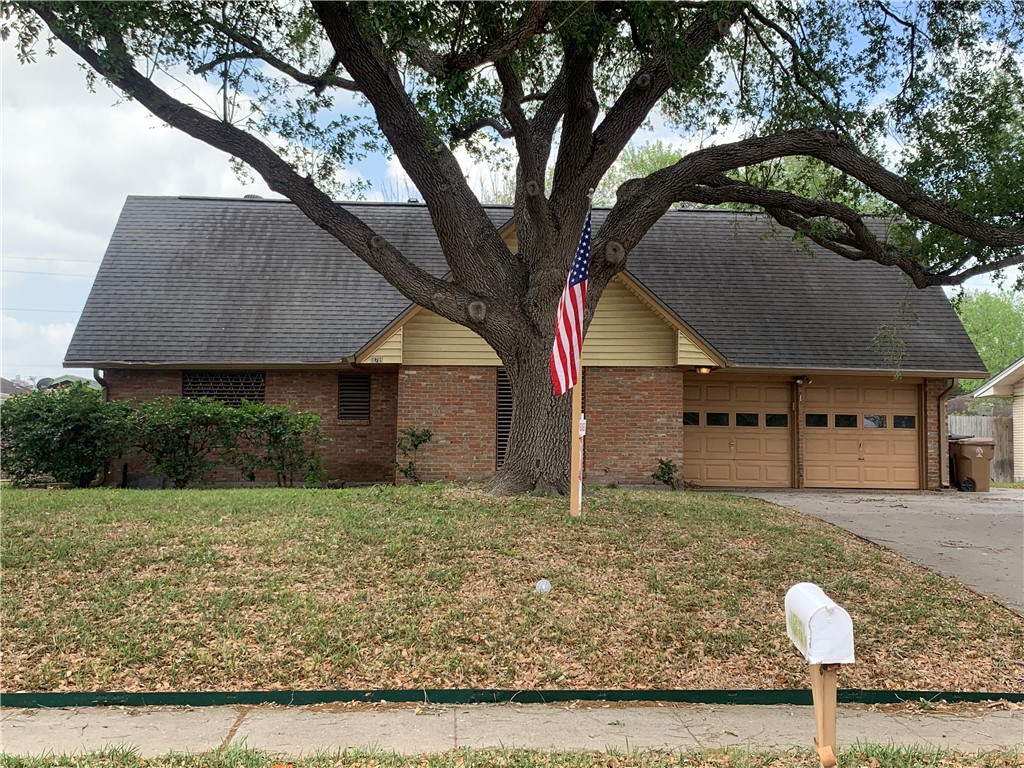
[68,196,986,490]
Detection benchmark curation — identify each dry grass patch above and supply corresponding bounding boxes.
[2,485,1022,693]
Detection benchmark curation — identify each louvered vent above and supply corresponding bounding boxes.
[496,368,512,468]
[182,371,265,406]
[338,373,372,420]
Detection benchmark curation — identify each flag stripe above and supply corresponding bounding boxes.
[550,212,592,396]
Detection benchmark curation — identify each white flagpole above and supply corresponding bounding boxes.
[570,379,583,517]
[569,189,594,518]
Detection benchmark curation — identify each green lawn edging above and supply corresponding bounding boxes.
[3,688,1023,709]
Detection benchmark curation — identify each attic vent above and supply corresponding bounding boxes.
[182,371,265,406]
[243,194,263,199]
[338,373,371,421]
[496,368,512,468]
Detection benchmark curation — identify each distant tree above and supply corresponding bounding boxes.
[5,1,1024,494]
[953,290,1024,393]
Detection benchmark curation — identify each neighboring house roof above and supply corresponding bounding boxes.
[66,196,985,375]
[974,356,1024,397]
[0,377,32,396]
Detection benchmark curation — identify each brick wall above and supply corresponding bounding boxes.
[396,367,497,483]
[924,377,950,490]
[266,370,397,484]
[584,367,685,486]
[101,368,397,486]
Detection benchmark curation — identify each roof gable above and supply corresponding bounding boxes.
[974,356,1024,397]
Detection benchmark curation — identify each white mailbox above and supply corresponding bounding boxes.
[785,582,855,665]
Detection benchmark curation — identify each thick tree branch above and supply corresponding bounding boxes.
[311,1,524,301]
[445,1,550,74]
[28,3,485,328]
[583,4,744,199]
[494,56,555,267]
[403,1,550,78]
[599,129,1024,287]
[197,11,360,93]
[609,129,1024,250]
[449,116,514,142]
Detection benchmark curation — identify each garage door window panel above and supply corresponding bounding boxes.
[683,411,700,426]
[707,412,730,426]
[806,413,828,428]
[864,414,887,429]
[894,415,916,429]
[766,413,789,428]
[835,414,857,428]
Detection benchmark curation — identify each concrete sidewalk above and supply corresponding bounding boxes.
[2,703,1022,757]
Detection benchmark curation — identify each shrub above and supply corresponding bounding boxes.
[230,403,325,487]
[651,458,679,490]
[132,397,238,489]
[0,382,131,487]
[395,426,433,483]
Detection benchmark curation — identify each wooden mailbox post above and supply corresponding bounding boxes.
[785,583,855,768]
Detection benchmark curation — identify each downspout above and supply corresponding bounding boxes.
[938,378,956,489]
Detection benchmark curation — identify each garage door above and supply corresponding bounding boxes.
[682,379,793,487]
[803,382,920,489]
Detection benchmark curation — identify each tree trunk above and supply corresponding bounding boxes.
[486,338,574,496]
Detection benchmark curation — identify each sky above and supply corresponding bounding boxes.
[0,35,1012,384]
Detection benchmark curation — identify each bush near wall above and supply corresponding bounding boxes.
[1,390,325,489]
[133,398,326,489]
[0,382,132,487]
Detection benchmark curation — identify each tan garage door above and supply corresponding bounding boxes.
[682,379,793,487]
[803,382,920,489]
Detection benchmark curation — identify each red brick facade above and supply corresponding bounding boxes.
[923,377,951,490]
[102,368,397,486]
[396,367,498,483]
[584,367,685,486]
[99,366,951,490]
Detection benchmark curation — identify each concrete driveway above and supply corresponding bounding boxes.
[735,488,1024,616]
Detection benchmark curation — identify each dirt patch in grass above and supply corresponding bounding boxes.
[2,485,1022,693]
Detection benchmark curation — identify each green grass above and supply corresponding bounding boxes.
[992,481,1024,489]
[1,745,1021,768]
[2,485,1023,692]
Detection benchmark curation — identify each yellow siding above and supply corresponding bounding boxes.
[501,227,519,253]
[398,276,713,368]
[677,333,716,366]
[403,310,502,366]
[358,327,403,364]
[580,279,676,366]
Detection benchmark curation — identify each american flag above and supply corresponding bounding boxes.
[550,211,592,396]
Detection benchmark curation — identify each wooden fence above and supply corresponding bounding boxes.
[948,415,1014,483]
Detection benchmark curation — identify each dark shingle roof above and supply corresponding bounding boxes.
[622,209,984,373]
[65,196,511,366]
[66,196,984,374]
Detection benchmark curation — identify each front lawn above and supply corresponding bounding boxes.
[2,486,1022,692]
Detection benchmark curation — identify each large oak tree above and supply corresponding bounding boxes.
[5,1,1023,494]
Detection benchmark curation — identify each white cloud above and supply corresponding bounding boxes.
[1,40,276,380]
[0,314,91,380]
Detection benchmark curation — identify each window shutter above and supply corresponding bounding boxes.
[339,373,371,420]
[496,369,512,468]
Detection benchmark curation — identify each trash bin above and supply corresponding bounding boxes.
[951,437,996,492]
[947,433,973,489]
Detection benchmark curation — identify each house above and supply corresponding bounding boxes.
[973,356,1024,482]
[65,196,986,490]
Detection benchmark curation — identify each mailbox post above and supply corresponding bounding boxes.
[785,583,855,768]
